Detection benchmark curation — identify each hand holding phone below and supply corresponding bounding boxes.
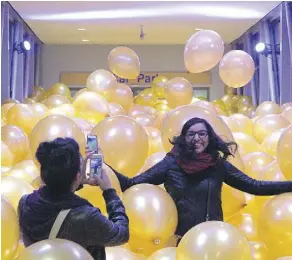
[87,135,103,176]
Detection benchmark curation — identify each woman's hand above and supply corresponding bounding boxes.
[83,167,113,191]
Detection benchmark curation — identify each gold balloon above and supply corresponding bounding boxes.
[191,100,217,114]
[281,102,292,112]
[1,196,19,260]
[219,50,255,88]
[161,105,235,152]
[153,113,168,131]
[73,91,109,124]
[1,176,34,211]
[140,152,167,172]
[281,107,292,123]
[123,184,178,256]
[76,165,121,215]
[277,125,292,180]
[212,99,227,112]
[238,104,255,116]
[2,98,19,105]
[48,83,71,98]
[14,241,25,259]
[253,114,290,143]
[47,104,76,118]
[17,239,94,260]
[260,161,286,182]
[91,116,149,177]
[255,161,287,211]
[31,176,44,190]
[135,89,157,107]
[1,141,14,167]
[29,115,86,159]
[177,221,252,260]
[144,127,165,156]
[238,96,253,109]
[243,152,275,179]
[23,98,36,104]
[73,88,88,101]
[249,242,270,260]
[221,94,236,109]
[252,116,260,124]
[31,86,46,102]
[227,213,258,241]
[232,132,260,157]
[72,117,93,137]
[128,104,157,118]
[256,101,280,117]
[184,30,224,73]
[1,125,30,164]
[227,106,238,115]
[109,102,126,116]
[247,107,257,119]
[86,69,117,98]
[6,104,38,135]
[230,113,253,136]
[222,184,246,218]
[219,115,240,132]
[276,258,292,260]
[9,160,40,184]
[148,247,176,260]
[151,76,168,99]
[107,83,134,110]
[108,47,140,79]
[43,94,71,108]
[133,113,156,128]
[106,247,141,260]
[29,102,49,120]
[164,77,193,108]
[258,193,292,258]
[260,129,285,157]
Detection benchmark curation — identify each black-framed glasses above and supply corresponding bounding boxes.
[186,130,208,139]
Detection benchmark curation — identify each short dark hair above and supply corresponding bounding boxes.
[36,137,81,194]
[170,117,237,161]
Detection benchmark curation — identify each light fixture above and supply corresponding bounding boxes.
[78,28,86,31]
[255,42,266,53]
[255,42,280,57]
[14,40,31,54]
[82,39,89,42]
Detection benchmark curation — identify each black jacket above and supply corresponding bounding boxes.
[112,153,292,237]
[18,186,129,260]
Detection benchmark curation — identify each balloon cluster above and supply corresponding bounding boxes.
[1,30,292,260]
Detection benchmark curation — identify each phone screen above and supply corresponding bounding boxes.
[90,155,103,175]
[87,135,98,152]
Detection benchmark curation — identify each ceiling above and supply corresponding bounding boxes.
[11,1,280,45]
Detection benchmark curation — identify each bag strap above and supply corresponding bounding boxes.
[205,179,212,221]
[49,209,71,239]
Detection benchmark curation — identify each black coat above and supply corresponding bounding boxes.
[112,153,292,237]
[18,186,129,260]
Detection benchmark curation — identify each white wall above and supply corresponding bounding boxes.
[41,45,230,101]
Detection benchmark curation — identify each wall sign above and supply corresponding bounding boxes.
[60,71,211,87]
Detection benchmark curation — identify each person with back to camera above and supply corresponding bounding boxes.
[109,117,292,244]
[18,137,129,260]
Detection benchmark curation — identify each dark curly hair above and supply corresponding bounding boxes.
[36,137,81,194]
[170,117,237,162]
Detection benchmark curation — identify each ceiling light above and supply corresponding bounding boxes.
[14,40,31,53]
[82,39,89,42]
[255,42,266,53]
[78,28,86,31]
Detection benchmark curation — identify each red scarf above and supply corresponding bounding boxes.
[170,146,217,174]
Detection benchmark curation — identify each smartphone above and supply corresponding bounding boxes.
[87,135,98,153]
[90,154,103,176]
